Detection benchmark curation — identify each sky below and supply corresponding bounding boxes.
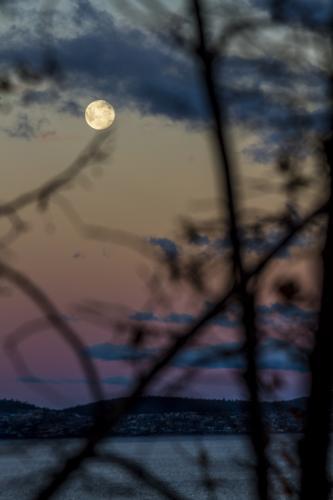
[0,0,328,407]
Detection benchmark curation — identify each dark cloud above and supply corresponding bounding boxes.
[257,303,318,322]
[90,301,316,372]
[148,237,180,258]
[72,0,101,26]
[17,7,204,123]
[86,337,310,371]
[18,376,83,385]
[173,338,309,371]
[129,309,238,328]
[21,89,59,106]
[0,0,328,156]
[240,231,312,259]
[2,114,36,140]
[129,301,316,333]
[18,374,132,386]
[1,113,54,140]
[59,40,328,152]
[147,226,313,262]
[86,343,153,362]
[59,99,82,117]
[129,311,159,322]
[257,338,309,372]
[252,0,333,28]
[242,143,277,164]
[103,376,132,386]
[222,56,328,160]
[188,234,210,246]
[163,313,195,324]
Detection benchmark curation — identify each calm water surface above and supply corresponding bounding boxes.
[0,435,304,499]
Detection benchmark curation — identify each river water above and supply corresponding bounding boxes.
[0,435,303,499]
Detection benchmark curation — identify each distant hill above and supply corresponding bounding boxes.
[0,399,38,414]
[64,396,249,415]
[0,396,309,439]
[64,396,308,416]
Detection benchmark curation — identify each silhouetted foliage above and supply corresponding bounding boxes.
[0,0,332,499]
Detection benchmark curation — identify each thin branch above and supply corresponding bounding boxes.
[299,137,333,499]
[0,259,105,407]
[191,0,269,497]
[0,130,112,218]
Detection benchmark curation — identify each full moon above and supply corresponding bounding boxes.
[85,100,116,130]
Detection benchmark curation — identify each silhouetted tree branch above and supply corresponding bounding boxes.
[0,1,331,499]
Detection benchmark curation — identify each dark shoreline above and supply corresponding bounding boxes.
[0,396,308,439]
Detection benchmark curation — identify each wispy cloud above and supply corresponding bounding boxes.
[129,310,238,328]
[147,225,314,261]
[128,302,317,333]
[148,237,180,258]
[18,374,132,386]
[86,337,310,372]
[86,343,153,362]
[1,114,54,140]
